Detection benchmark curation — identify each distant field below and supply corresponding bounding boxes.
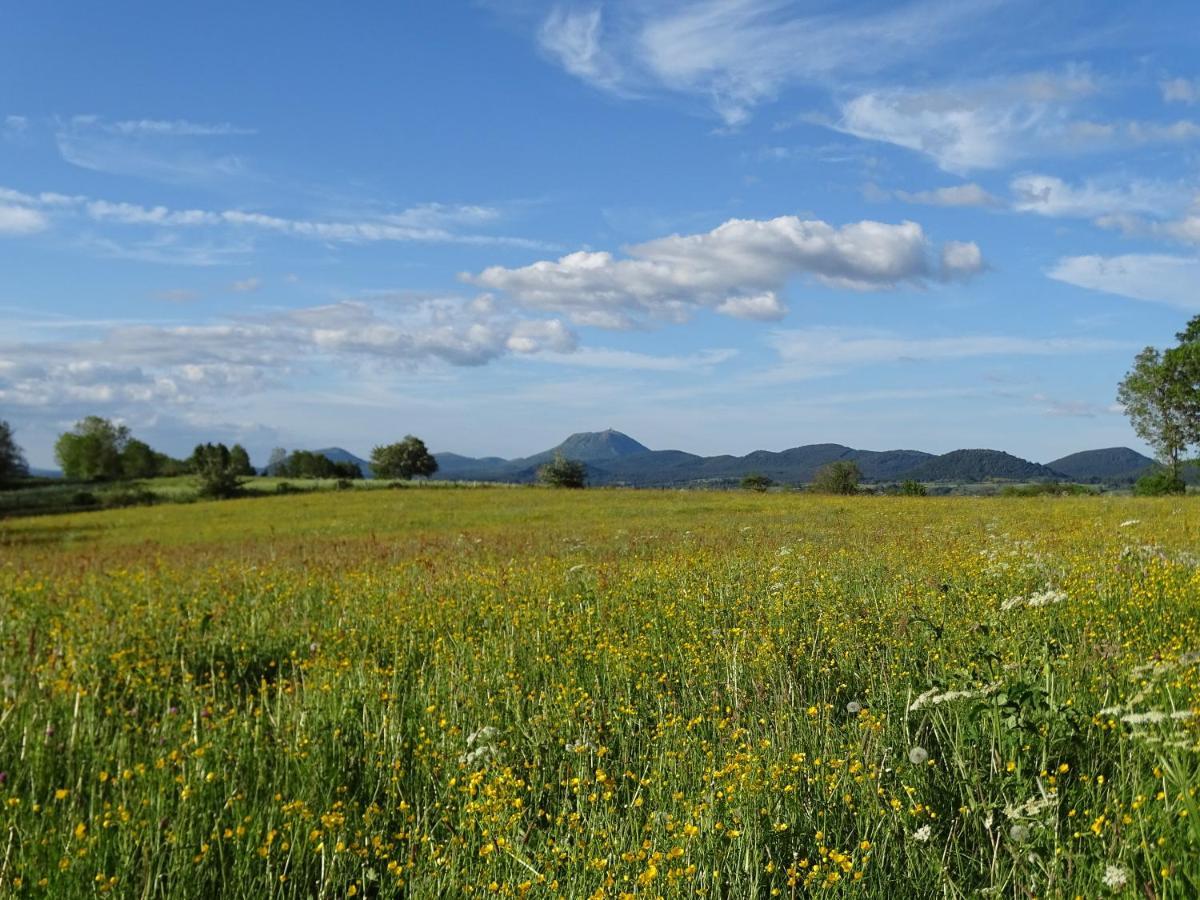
[1,489,1198,897]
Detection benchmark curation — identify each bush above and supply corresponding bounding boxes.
[101,486,158,509]
[899,480,927,496]
[1133,468,1186,496]
[275,481,302,495]
[70,490,99,508]
[539,453,587,489]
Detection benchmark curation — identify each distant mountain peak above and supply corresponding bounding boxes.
[554,429,651,461]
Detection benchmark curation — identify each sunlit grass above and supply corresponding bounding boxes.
[1,489,1198,897]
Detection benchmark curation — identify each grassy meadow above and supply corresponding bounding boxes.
[1,488,1199,897]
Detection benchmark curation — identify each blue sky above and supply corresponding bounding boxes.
[4,1,1200,467]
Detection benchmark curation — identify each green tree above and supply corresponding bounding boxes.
[371,436,439,480]
[54,416,130,481]
[1117,346,1192,489]
[810,460,861,495]
[229,444,256,477]
[538,452,586,488]
[0,420,29,486]
[120,438,159,479]
[899,479,927,496]
[191,443,245,498]
[741,472,772,492]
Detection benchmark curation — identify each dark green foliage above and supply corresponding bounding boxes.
[274,449,363,479]
[54,416,130,481]
[741,472,772,492]
[538,452,587,488]
[371,436,438,480]
[899,479,927,496]
[810,460,861,494]
[1133,467,1187,496]
[0,420,29,486]
[191,443,245,499]
[101,486,158,509]
[229,444,256,477]
[120,438,159,479]
[901,450,1062,483]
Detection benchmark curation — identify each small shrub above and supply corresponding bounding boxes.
[102,486,158,509]
[275,481,302,495]
[71,490,99,507]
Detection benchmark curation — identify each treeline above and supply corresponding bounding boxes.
[51,416,255,482]
[265,449,363,480]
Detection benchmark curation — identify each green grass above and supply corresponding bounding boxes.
[1,489,1199,897]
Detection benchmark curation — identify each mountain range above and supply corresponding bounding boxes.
[310,430,1160,487]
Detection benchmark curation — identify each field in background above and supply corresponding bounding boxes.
[2,489,1199,897]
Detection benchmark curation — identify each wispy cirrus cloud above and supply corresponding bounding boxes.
[467,214,985,329]
[534,0,1004,127]
[0,183,554,259]
[830,69,1200,172]
[895,183,1002,208]
[1048,254,1200,310]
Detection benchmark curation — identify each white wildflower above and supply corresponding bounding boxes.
[911,825,932,842]
[467,726,498,746]
[1102,864,1129,890]
[1119,519,1140,528]
[1121,711,1166,725]
[1026,589,1067,608]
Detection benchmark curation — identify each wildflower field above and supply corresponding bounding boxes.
[1,488,1198,898]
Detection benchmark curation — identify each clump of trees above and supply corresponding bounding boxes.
[741,472,773,492]
[371,436,438,481]
[0,420,29,486]
[810,460,861,495]
[270,449,362,480]
[897,479,927,496]
[1118,315,1200,494]
[539,452,586,488]
[191,443,251,498]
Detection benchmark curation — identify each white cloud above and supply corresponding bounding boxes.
[230,277,262,293]
[832,70,1200,172]
[1161,78,1199,105]
[895,183,1001,207]
[941,241,986,278]
[107,119,255,136]
[2,184,549,251]
[715,292,788,321]
[538,7,628,94]
[1048,254,1200,310]
[467,215,982,328]
[535,0,1001,126]
[1010,174,1183,219]
[0,204,48,235]
[0,297,580,416]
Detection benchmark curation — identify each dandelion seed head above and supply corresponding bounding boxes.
[846,701,862,715]
[908,746,929,765]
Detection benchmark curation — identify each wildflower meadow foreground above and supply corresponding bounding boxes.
[1,488,1198,898]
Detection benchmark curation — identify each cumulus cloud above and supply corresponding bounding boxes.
[0,297,578,414]
[467,215,983,328]
[0,204,48,235]
[941,241,986,278]
[1048,254,1200,310]
[832,70,1200,172]
[895,183,1001,207]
